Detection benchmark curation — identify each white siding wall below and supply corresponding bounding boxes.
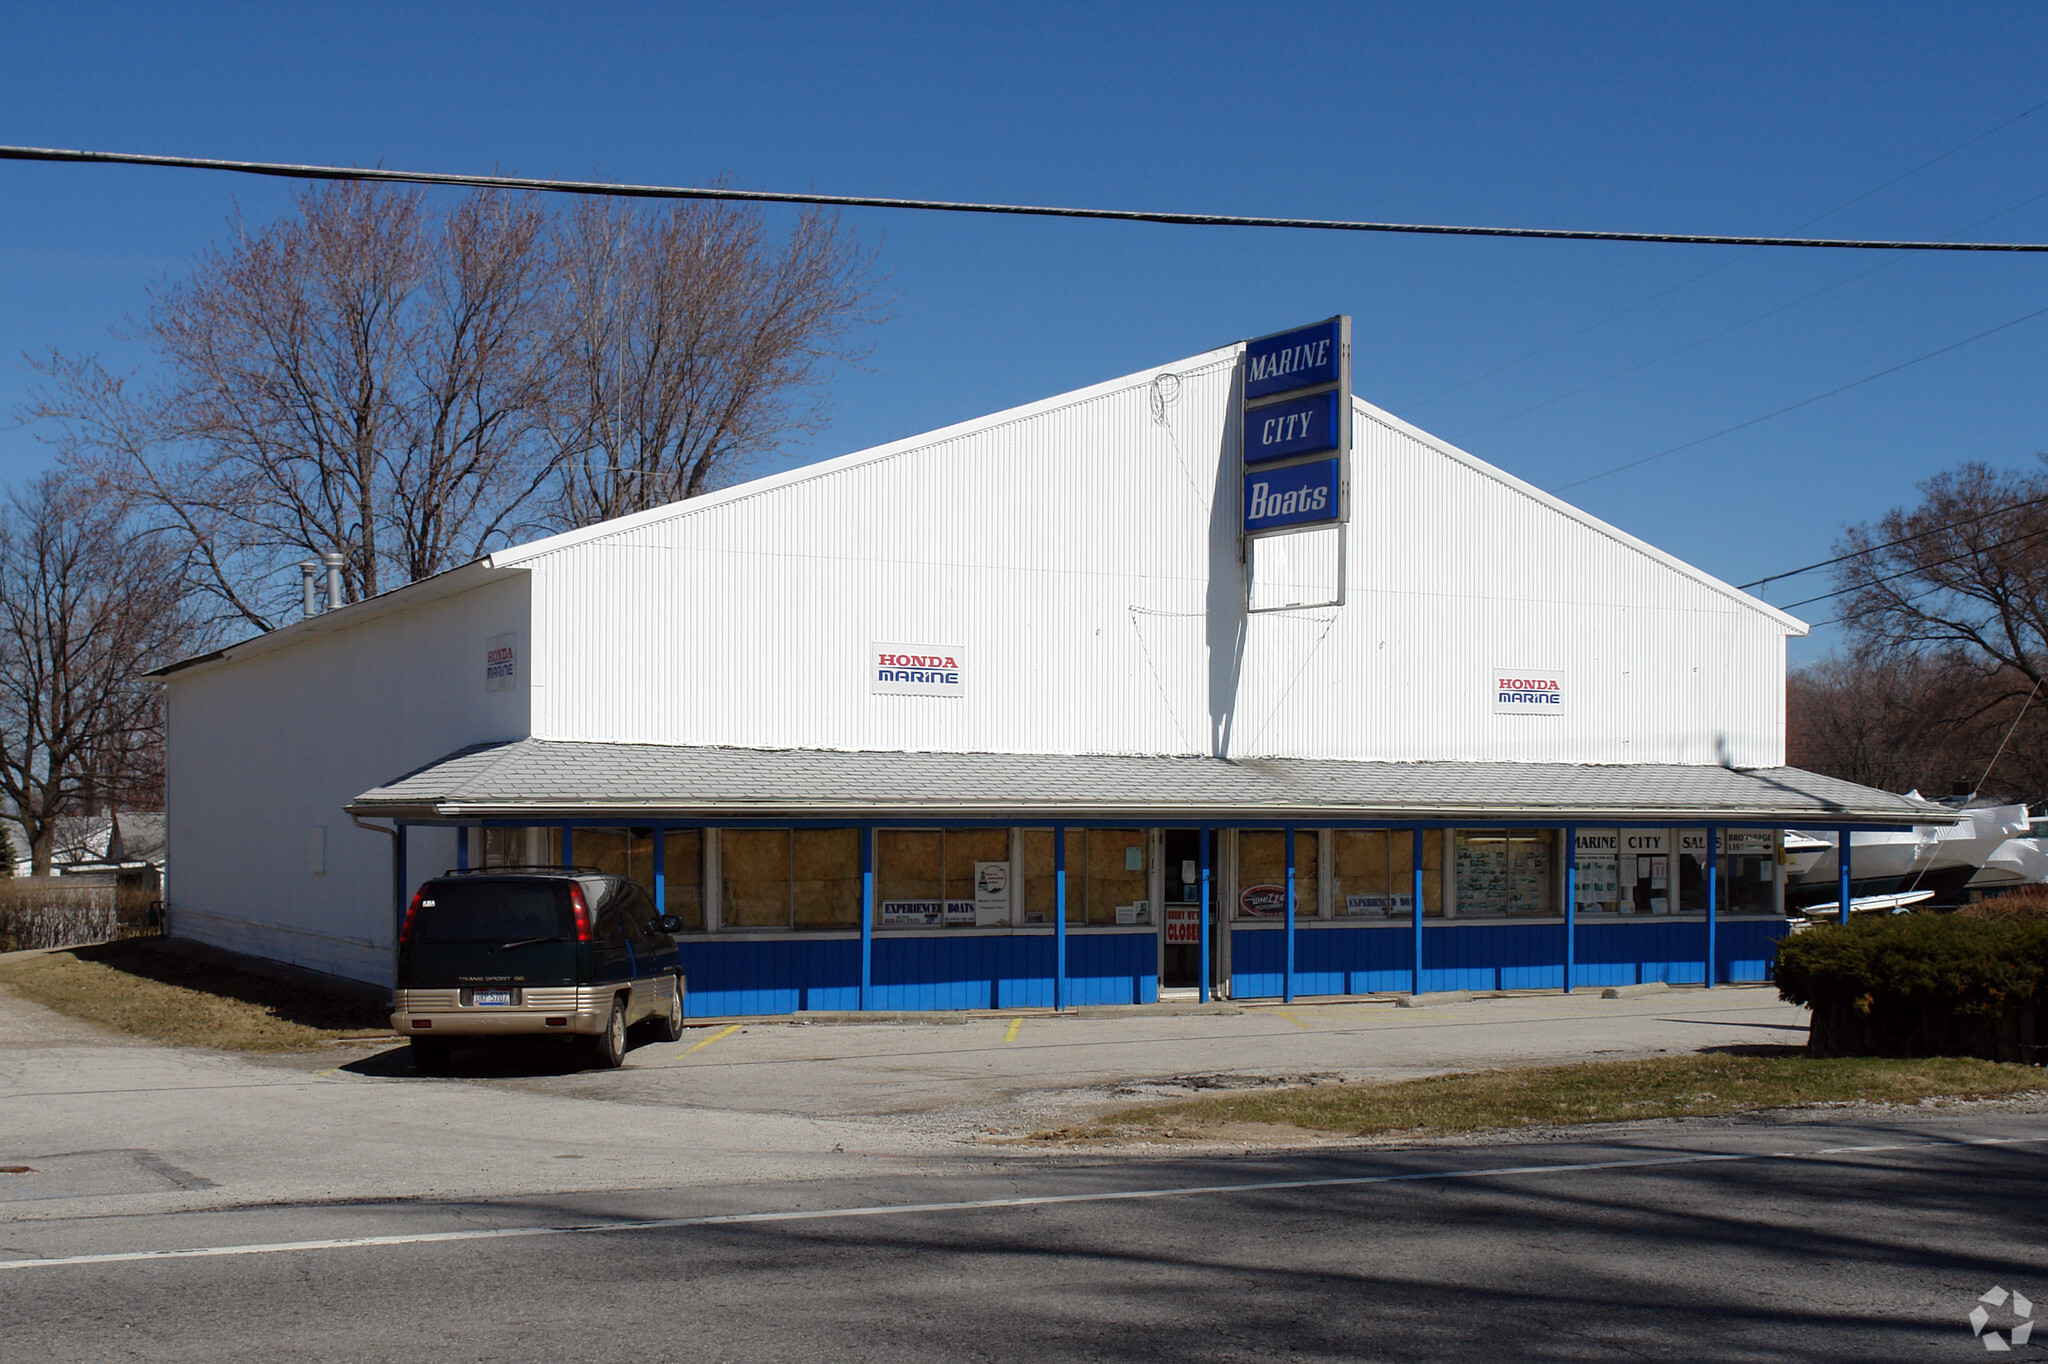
[164,574,530,986]
[521,349,1793,766]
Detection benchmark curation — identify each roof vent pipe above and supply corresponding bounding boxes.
[300,560,323,618]
[321,552,346,612]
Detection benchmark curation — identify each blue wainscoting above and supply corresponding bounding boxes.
[676,930,1157,1018]
[1230,917,1792,999]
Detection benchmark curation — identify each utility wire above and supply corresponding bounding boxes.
[1739,491,2048,589]
[1402,95,2048,411]
[1774,522,2048,612]
[1449,183,2048,444]
[6,144,2048,252]
[1550,299,2048,493]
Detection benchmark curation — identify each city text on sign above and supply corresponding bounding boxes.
[1243,390,1339,465]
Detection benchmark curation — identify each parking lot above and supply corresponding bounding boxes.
[1,983,1812,1218]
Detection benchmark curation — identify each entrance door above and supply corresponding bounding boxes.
[1160,829,1217,991]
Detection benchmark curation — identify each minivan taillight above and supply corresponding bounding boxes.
[568,884,592,943]
[399,890,424,944]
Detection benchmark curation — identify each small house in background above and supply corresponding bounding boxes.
[3,812,166,897]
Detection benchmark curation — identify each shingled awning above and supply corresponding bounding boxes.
[348,739,1948,828]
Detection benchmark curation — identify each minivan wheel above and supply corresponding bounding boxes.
[410,1037,452,1074]
[588,999,628,1069]
[652,980,685,1043]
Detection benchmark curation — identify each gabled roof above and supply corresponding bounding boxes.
[350,738,1946,827]
[157,334,1806,678]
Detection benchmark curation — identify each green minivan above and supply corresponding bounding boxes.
[391,867,686,1072]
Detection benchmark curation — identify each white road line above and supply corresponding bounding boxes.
[2,1134,2040,1272]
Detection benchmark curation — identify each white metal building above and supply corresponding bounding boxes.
[158,331,1936,1013]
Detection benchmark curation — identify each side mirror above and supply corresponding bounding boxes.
[657,915,682,933]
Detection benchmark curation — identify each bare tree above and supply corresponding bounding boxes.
[27,182,888,630]
[30,183,559,632]
[546,197,885,525]
[1801,459,2048,799]
[0,473,198,874]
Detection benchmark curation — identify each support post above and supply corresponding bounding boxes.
[394,824,409,945]
[652,825,666,915]
[1411,828,1425,996]
[1837,827,1852,926]
[1054,826,1068,1012]
[1198,826,1212,1005]
[860,825,874,1011]
[1283,827,1297,1004]
[1705,826,1718,988]
[455,825,468,871]
[1563,825,1576,994]
[560,825,573,869]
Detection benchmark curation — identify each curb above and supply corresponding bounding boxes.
[1600,982,1673,999]
[1395,990,1474,1009]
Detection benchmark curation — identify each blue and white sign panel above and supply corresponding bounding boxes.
[1241,315,1349,542]
[1243,458,1340,533]
[1243,390,1339,465]
[1244,318,1343,401]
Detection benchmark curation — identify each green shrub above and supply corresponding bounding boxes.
[1776,914,2048,1061]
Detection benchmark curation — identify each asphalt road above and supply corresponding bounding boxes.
[5,1109,2044,1362]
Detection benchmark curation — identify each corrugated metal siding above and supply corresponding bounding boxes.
[1229,917,1787,998]
[674,932,1155,1016]
[523,349,1791,766]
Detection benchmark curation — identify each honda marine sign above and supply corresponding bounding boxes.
[872,642,965,697]
[1493,669,1565,715]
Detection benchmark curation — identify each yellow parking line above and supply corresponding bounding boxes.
[682,1023,742,1055]
[1274,1009,1314,1030]
[1003,1017,1024,1042]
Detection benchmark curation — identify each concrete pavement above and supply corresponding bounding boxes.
[2,982,1815,1219]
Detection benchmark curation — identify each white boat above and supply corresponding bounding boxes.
[1790,801,2031,902]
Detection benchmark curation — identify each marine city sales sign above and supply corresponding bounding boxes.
[1241,316,1349,538]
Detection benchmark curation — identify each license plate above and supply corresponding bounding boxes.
[472,990,513,1007]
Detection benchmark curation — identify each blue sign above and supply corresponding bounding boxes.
[1243,390,1339,466]
[1243,318,1342,400]
[1243,458,1340,533]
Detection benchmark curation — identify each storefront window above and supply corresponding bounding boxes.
[875,829,1015,928]
[1616,830,1672,915]
[1235,830,1320,920]
[1719,831,1780,914]
[1572,830,1625,915]
[480,826,558,869]
[1022,829,1057,925]
[1452,830,1555,917]
[664,829,704,930]
[1331,829,1444,918]
[1081,829,1149,926]
[792,828,861,928]
[721,829,791,928]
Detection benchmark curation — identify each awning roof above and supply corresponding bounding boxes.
[349,739,1950,828]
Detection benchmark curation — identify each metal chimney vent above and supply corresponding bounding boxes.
[321,552,346,612]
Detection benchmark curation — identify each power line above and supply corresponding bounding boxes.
[1740,491,2048,589]
[1404,95,2048,412]
[7,143,2048,252]
[1775,521,2048,611]
[1550,299,2048,493]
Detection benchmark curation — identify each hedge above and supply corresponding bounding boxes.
[1775,913,2048,1063]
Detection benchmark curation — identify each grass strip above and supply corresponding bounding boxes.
[1051,1054,2048,1142]
[0,939,389,1051]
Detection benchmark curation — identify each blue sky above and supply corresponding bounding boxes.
[3,2,2045,663]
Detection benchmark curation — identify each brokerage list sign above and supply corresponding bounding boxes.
[1241,316,1349,539]
[872,642,965,697]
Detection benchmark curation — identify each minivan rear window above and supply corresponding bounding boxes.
[413,879,571,943]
